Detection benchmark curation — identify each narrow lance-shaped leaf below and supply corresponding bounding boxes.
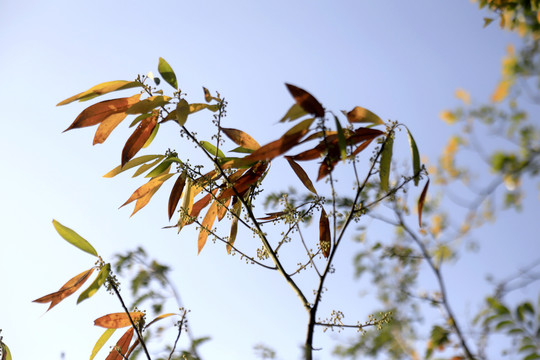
[132,156,164,177]
[52,220,98,257]
[221,127,261,150]
[334,115,347,162]
[227,197,241,254]
[280,103,308,122]
[121,112,158,167]
[158,57,178,89]
[418,178,430,228]
[33,268,95,311]
[379,133,394,192]
[200,140,225,158]
[146,313,179,328]
[145,157,182,178]
[168,171,187,220]
[406,127,421,186]
[189,103,220,114]
[2,342,12,360]
[319,208,331,258]
[90,328,116,360]
[57,80,142,106]
[285,156,317,194]
[94,312,145,329]
[105,327,134,360]
[143,122,159,149]
[217,196,232,222]
[285,83,325,118]
[198,200,219,254]
[178,177,194,232]
[124,173,175,217]
[77,263,111,304]
[103,154,163,178]
[345,106,384,125]
[126,96,171,114]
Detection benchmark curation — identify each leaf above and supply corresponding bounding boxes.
[285,157,317,194]
[199,200,219,254]
[495,320,514,330]
[200,140,226,158]
[285,83,325,117]
[33,268,95,311]
[178,178,194,231]
[142,122,159,149]
[491,79,512,103]
[1,342,12,360]
[227,197,241,254]
[103,155,164,178]
[418,178,430,227]
[455,88,471,105]
[57,80,142,106]
[125,96,171,114]
[379,134,394,192]
[345,106,384,125]
[145,157,182,178]
[189,190,218,222]
[64,94,141,133]
[158,57,178,89]
[217,196,232,222]
[221,128,261,150]
[123,173,174,216]
[105,327,134,360]
[168,171,187,220]
[94,312,145,329]
[203,87,212,102]
[176,99,190,125]
[189,103,220,114]
[280,103,308,122]
[406,127,421,185]
[52,220,98,256]
[146,313,178,328]
[319,208,331,258]
[90,328,116,360]
[334,115,347,162]
[483,17,494,28]
[133,156,165,177]
[121,112,158,167]
[218,161,268,200]
[77,263,111,304]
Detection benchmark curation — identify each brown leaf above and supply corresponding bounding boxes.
[94,312,145,329]
[346,106,384,125]
[105,327,134,360]
[64,95,141,132]
[418,178,430,228]
[121,173,174,209]
[168,171,187,221]
[217,196,232,221]
[124,336,140,359]
[227,197,241,254]
[57,80,141,106]
[258,211,286,221]
[218,162,268,200]
[121,112,158,167]
[33,268,95,311]
[349,138,374,158]
[285,83,325,118]
[319,208,331,258]
[198,200,219,254]
[189,189,219,222]
[285,156,317,194]
[221,128,260,150]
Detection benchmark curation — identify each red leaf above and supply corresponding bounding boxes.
[168,172,187,220]
[285,156,317,194]
[121,112,158,167]
[418,178,430,227]
[319,208,331,258]
[105,327,134,360]
[33,268,95,311]
[285,83,325,117]
[218,162,268,200]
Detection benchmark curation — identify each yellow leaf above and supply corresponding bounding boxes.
[198,200,219,254]
[454,89,470,105]
[439,110,457,124]
[491,79,511,103]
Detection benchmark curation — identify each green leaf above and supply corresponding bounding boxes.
[52,220,98,257]
[145,157,182,178]
[279,103,308,122]
[103,155,164,178]
[132,156,165,177]
[200,141,225,158]
[334,115,347,162]
[57,80,142,106]
[176,99,189,125]
[406,127,421,186]
[129,113,153,128]
[90,328,116,360]
[524,353,540,360]
[1,342,12,360]
[158,57,178,89]
[495,319,514,330]
[189,103,220,114]
[230,146,255,154]
[379,134,394,192]
[483,17,494,28]
[142,122,159,148]
[520,344,537,353]
[77,263,110,304]
[126,96,171,114]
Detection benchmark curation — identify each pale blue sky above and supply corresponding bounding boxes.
[1,1,538,359]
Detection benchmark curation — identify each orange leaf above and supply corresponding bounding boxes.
[285,156,317,194]
[346,106,384,125]
[64,95,141,132]
[319,208,331,258]
[221,128,260,150]
[105,327,134,360]
[94,312,145,329]
[285,83,325,118]
[227,197,241,254]
[349,138,374,158]
[124,336,139,359]
[198,200,219,254]
[168,171,187,221]
[217,196,232,221]
[189,189,219,223]
[218,162,268,200]
[33,268,95,311]
[258,211,286,221]
[418,178,430,227]
[121,112,158,167]
[121,173,174,208]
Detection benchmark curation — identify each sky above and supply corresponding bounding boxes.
[0,1,539,359]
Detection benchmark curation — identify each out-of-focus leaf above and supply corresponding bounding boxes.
[64,94,141,133]
[319,208,331,258]
[379,134,394,192]
[121,112,158,167]
[455,88,471,105]
[200,140,225,158]
[104,154,163,178]
[77,263,111,304]
[227,197,241,254]
[334,115,347,162]
[406,127,421,186]
[104,327,134,360]
[221,128,260,150]
[346,106,384,125]
[94,312,145,329]
[203,87,212,102]
[57,81,142,106]
[495,320,514,330]
[483,17,494,28]
[176,99,189,125]
[33,268,95,311]
[146,313,178,328]
[168,171,187,220]
[52,220,98,257]
[418,178,430,227]
[158,57,178,89]
[199,200,219,254]
[279,103,308,122]
[126,96,171,114]
[90,328,116,360]
[285,156,317,194]
[285,83,325,117]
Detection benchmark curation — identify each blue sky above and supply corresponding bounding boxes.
[1,1,538,359]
